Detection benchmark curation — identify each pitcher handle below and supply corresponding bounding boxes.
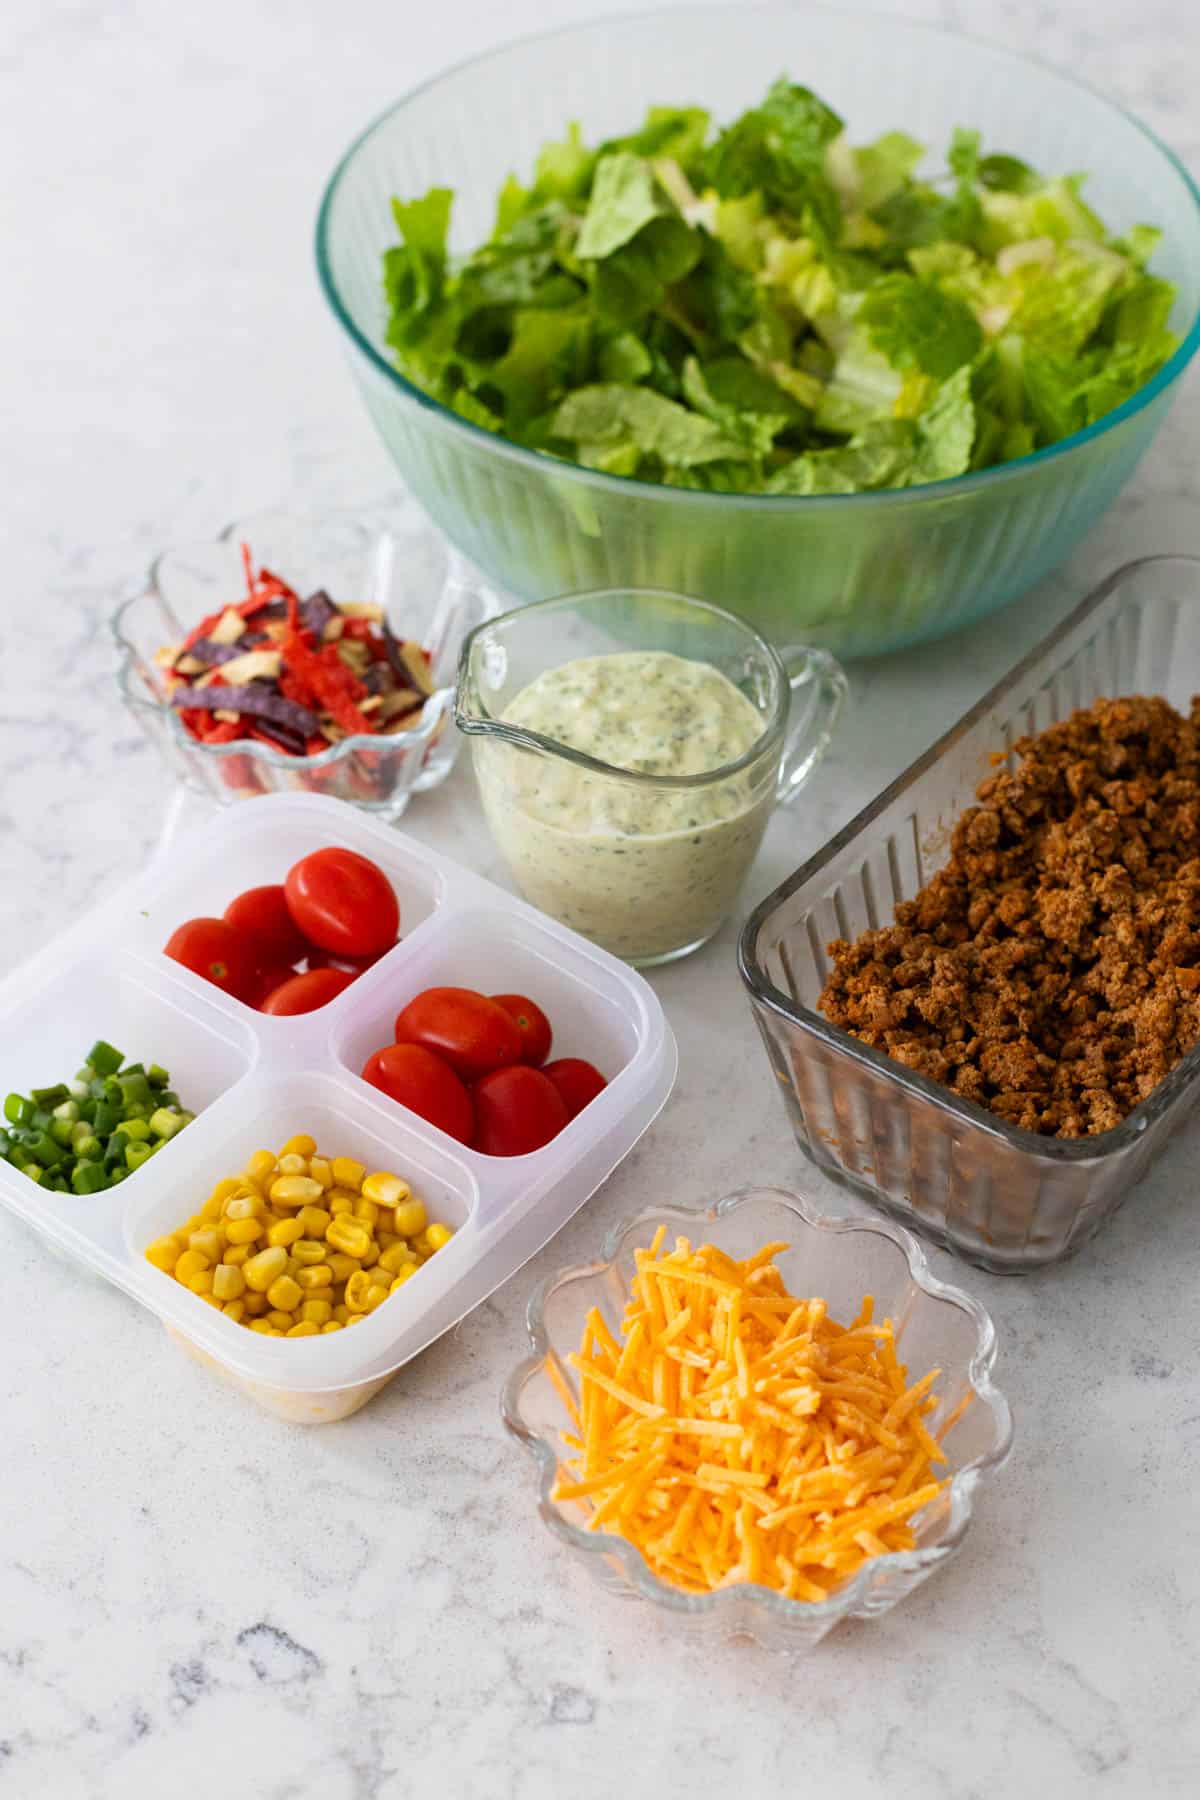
[776,646,848,807]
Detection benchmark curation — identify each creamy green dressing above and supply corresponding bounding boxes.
[473,652,774,962]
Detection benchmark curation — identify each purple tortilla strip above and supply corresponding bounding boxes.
[303,589,338,637]
[171,683,319,736]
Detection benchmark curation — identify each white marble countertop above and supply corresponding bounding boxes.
[3,0,1198,1794]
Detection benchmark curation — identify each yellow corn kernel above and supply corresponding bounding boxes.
[331,1156,365,1190]
[267,1217,305,1249]
[244,1149,278,1184]
[327,1189,357,1216]
[280,1134,317,1158]
[390,1267,417,1292]
[222,1243,251,1267]
[270,1175,323,1207]
[376,1229,398,1251]
[300,1299,332,1325]
[332,1303,350,1325]
[296,1265,333,1291]
[223,1298,246,1323]
[187,1227,223,1263]
[249,1318,274,1334]
[290,1238,327,1265]
[326,1217,372,1259]
[345,1312,365,1327]
[145,1236,181,1273]
[174,1248,210,1283]
[243,1245,288,1292]
[392,1197,428,1239]
[287,1320,320,1337]
[224,1192,266,1222]
[201,1194,225,1223]
[377,1243,414,1276]
[307,1157,332,1190]
[326,1253,359,1282]
[242,1291,268,1316]
[212,1263,246,1302]
[277,1152,309,1176]
[267,1274,303,1312]
[209,1175,244,1207]
[224,1216,264,1246]
[201,1293,225,1310]
[296,1205,331,1239]
[322,1320,344,1332]
[353,1197,380,1228]
[366,1282,390,1309]
[344,1270,374,1313]
[425,1222,454,1253]
[187,1269,214,1296]
[361,1170,410,1209]
[267,1309,297,1330]
[359,1241,381,1269]
[410,1229,434,1256]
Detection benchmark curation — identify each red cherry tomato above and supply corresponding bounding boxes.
[361,1043,475,1145]
[284,847,399,957]
[247,959,300,1008]
[304,945,383,978]
[223,884,309,963]
[259,968,355,1016]
[543,1057,608,1119]
[164,918,259,1003]
[394,987,521,1082]
[491,994,553,1067]
[472,1065,569,1156]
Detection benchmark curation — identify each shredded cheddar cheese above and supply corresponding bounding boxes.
[550,1231,951,1600]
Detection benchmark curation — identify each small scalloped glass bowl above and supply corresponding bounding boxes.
[112,497,507,819]
[502,1188,1012,1653]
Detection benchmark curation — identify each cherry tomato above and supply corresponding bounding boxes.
[164,918,259,1003]
[491,994,552,1067]
[543,1057,608,1119]
[259,968,355,1016]
[304,945,382,978]
[285,847,399,957]
[472,1065,568,1156]
[394,987,521,1082]
[223,884,309,963]
[247,959,300,1008]
[361,1043,474,1145]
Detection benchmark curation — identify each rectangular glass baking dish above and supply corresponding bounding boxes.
[739,556,1200,1273]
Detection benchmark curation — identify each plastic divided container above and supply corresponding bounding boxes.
[740,556,1200,1273]
[0,794,676,1419]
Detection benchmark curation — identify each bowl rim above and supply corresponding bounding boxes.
[500,1185,1014,1626]
[315,0,1200,512]
[111,502,459,775]
[737,553,1200,1166]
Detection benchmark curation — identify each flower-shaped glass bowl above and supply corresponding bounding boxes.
[113,498,506,819]
[316,3,1200,658]
[502,1189,1012,1652]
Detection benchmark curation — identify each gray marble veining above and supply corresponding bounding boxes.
[1,0,1198,1795]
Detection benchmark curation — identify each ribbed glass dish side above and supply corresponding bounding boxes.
[317,6,1200,657]
[742,558,1200,1271]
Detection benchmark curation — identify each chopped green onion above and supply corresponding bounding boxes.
[71,1161,108,1195]
[4,1094,34,1128]
[87,1040,123,1077]
[148,1107,186,1141]
[124,1140,154,1172]
[147,1064,170,1089]
[31,1084,69,1107]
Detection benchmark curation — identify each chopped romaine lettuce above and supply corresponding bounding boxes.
[382,79,1180,495]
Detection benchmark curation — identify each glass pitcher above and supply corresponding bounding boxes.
[455,589,846,967]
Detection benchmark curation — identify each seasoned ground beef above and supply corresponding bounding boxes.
[818,695,1200,1137]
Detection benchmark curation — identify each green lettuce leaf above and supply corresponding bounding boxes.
[851,131,925,210]
[550,382,753,469]
[383,188,453,346]
[707,78,843,234]
[859,274,983,378]
[576,153,666,260]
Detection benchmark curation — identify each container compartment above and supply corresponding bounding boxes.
[124,792,446,990]
[740,557,1200,1272]
[332,905,644,1096]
